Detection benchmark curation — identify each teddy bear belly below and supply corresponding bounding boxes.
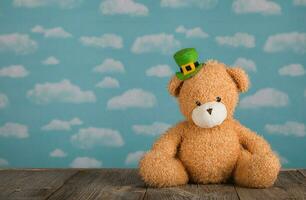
[178,133,240,184]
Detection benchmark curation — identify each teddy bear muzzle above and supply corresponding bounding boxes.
[191,101,227,128]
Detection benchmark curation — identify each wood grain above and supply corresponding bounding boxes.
[46,169,146,200]
[235,170,306,200]
[0,169,304,200]
[144,184,198,200]
[198,184,239,200]
[299,169,306,177]
[0,169,77,200]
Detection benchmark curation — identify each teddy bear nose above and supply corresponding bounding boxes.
[206,108,213,115]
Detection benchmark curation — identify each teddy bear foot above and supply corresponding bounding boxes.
[233,150,281,188]
[139,151,189,187]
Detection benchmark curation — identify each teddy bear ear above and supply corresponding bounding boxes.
[226,67,249,93]
[168,75,184,97]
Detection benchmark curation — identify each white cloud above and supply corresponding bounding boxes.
[263,32,306,54]
[0,65,29,78]
[232,57,257,72]
[13,0,83,9]
[0,33,37,55]
[274,151,289,165]
[100,0,149,16]
[293,0,306,6]
[125,151,145,165]
[232,0,281,15]
[265,121,305,137]
[70,157,102,168]
[27,79,96,104]
[93,58,125,74]
[216,33,255,48]
[0,158,9,167]
[0,122,29,139]
[278,64,305,76]
[0,93,9,109]
[96,77,120,88]
[42,56,60,65]
[80,34,123,49]
[240,88,289,109]
[146,64,173,78]
[132,122,171,136]
[107,89,156,110]
[32,25,72,38]
[131,33,180,55]
[280,155,289,165]
[50,149,67,158]
[176,25,209,39]
[71,127,124,149]
[42,118,82,131]
[160,0,218,9]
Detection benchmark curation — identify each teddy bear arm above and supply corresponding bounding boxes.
[151,122,184,156]
[138,122,189,187]
[233,120,272,155]
[232,120,281,188]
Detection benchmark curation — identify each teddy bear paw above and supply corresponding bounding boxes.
[234,150,281,188]
[139,151,189,187]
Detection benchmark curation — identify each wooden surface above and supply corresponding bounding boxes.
[0,169,305,200]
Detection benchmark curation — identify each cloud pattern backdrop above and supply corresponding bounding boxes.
[0,0,305,168]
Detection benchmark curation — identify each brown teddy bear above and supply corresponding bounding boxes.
[139,49,280,188]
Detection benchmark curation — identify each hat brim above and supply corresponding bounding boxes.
[176,63,204,81]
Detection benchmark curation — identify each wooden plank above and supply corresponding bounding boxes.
[98,169,146,200]
[47,169,146,200]
[235,170,306,200]
[0,169,78,200]
[198,184,239,200]
[298,169,306,177]
[283,170,306,198]
[144,184,198,200]
[0,169,304,200]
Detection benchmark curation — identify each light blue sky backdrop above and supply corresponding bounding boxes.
[0,0,305,168]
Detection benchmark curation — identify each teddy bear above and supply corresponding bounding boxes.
[139,48,280,188]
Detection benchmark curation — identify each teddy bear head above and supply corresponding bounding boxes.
[168,60,249,128]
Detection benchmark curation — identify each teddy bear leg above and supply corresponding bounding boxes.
[139,151,189,187]
[233,150,280,188]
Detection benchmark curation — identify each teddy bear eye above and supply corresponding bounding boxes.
[195,101,201,106]
[216,97,221,102]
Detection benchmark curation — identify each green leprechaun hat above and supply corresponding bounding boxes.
[173,48,203,80]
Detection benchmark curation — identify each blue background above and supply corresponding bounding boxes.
[0,0,305,168]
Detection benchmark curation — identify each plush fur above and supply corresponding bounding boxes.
[139,60,280,188]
